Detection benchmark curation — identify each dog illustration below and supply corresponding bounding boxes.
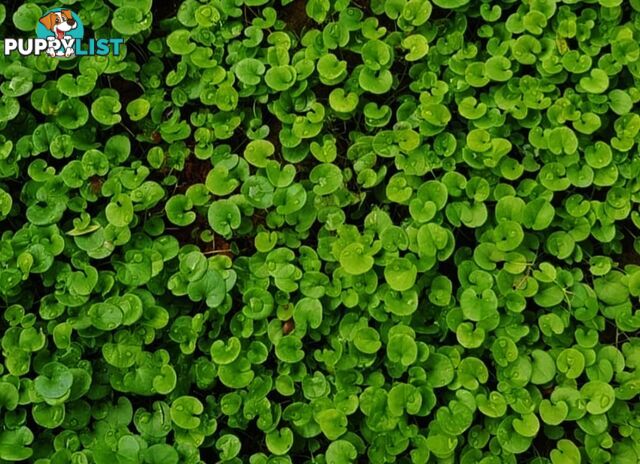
[39,10,77,57]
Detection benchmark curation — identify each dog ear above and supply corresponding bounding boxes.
[61,10,73,21]
[39,13,55,30]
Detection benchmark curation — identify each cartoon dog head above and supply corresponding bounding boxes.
[39,10,77,40]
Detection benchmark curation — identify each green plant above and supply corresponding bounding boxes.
[1,0,640,463]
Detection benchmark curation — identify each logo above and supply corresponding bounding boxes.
[4,8,123,57]
[37,9,83,57]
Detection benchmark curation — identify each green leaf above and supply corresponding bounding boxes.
[34,362,73,401]
[315,408,347,440]
[339,243,374,275]
[207,200,241,237]
[91,96,122,125]
[126,98,151,121]
[170,396,203,430]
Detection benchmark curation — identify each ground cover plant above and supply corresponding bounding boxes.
[1,0,640,462]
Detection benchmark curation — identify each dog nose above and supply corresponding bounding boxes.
[66,18,75,26]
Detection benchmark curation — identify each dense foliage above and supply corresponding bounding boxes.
[1,0,640,462]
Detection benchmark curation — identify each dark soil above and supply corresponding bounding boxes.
[175,155,212,192]
[151,0,182,22]
[280,0,313,37]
